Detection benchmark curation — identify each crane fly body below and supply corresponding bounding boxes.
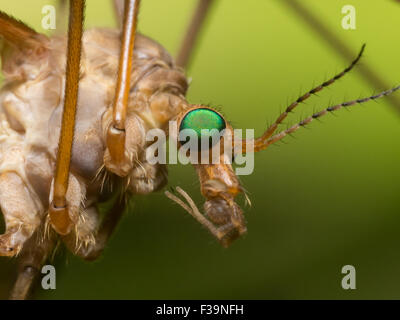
[0,27,188,253]
[0,0,399,299]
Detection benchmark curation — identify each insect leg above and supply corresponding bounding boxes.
[61,204,99,259]
[9,227,57,300]
[0,172,42,257]
[0,10,46,51]
[263,86,400,148]
[113,0,125,28]
[281,0,400,113]
[128,160,168,195]
[61,196,125,261]
[48,0,85,235]
[241,45,366,153]
[176,0,216,69]
[83,197,125,261]
[55,0,68,34]
[105,0,141,177]
[50,173,87,236]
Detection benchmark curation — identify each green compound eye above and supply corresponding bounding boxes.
[179,108,226,148]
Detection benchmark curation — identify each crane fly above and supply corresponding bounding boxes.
[0,0,398,299]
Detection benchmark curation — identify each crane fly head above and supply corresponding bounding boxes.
[170,105,247,247]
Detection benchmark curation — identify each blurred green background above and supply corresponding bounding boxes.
[1,0,400,299]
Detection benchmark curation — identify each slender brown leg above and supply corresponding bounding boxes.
[113,0,125,28]
[56,0,68,34]
[176,0,216,69]
[0,10,46,51]
[281,0,400,113]
[105,0,141,176]
[49,0,85,235]
[9,228,57,300]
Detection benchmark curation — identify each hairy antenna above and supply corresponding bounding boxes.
[255,44,366,147]
[262,85,400,148]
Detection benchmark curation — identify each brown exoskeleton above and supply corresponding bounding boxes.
[0,0,398,299]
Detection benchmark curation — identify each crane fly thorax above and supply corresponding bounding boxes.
[0,26,191,253]
[1,27,188,183]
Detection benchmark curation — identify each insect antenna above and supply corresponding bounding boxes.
[262,85,400,148]
[257,44,366,144]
